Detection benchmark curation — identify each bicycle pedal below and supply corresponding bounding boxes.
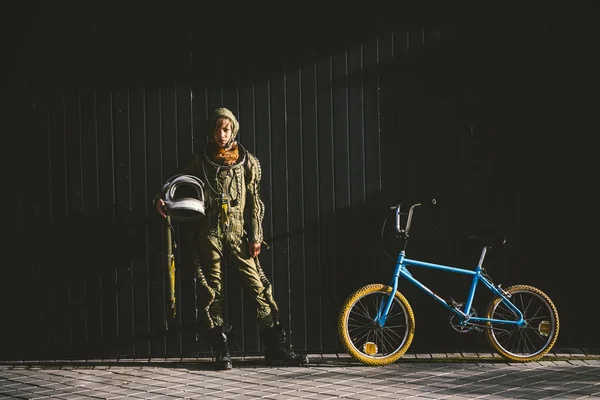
[539,321,551,336]
[362,342,378,356]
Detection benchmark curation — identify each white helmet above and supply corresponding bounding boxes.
[160,174,206,221]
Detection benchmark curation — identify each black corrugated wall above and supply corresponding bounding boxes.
[2,3,599,360]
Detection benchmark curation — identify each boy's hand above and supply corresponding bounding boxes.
[156,199,167,218]
[249,242,261,258]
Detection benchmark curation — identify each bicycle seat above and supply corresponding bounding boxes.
[467,235,506,248]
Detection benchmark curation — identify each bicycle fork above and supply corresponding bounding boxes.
[374,251,408,328]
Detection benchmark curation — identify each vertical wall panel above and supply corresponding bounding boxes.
[363,35,381,204]
[48,94,71,358]
[315,57,337,351]
[347,45,366,206]
[390,29,411,200]
[207,74,224,114]
[284,66,307,348]
[48,95,67,220]
[406,29,430,201]
[80,92,102,356]
[378,31,397,205]
[238,85,256,152]
[331,45,352,347]
[191,84,208,151]
[65,94,83,215]
[145,88,168,357]
[28,95,54,359]
[95,92,118,358]
[113,90,134,358]
[269,72,290,336]
[65,93,87,358]
[129,87,151,358]
[332,51,350,211]
[300,61,322,352]
[222,65,239,114]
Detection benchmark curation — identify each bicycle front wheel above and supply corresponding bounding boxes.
[485,285,559,362]
[338,284,415,366]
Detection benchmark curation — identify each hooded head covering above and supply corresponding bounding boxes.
[210,107,240,140]
[206,107,242,166]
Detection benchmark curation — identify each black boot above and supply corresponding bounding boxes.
[261,324,309,366]
[207,325,232,370]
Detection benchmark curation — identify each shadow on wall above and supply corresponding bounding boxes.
[7,210,148,281]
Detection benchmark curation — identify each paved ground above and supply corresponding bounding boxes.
[1,348,600,399]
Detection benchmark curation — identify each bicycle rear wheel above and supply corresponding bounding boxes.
[485,285,559,362]
[338,284,415,366]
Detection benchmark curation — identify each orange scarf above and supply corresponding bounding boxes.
[209,141,239,166]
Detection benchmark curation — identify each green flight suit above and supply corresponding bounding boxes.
[183,108,276,330]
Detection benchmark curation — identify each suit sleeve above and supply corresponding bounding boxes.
[246,153,265,244]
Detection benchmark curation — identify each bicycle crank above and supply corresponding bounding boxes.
[449,303,478,333]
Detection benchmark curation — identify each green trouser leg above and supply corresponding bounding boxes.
[229,243,275,330]
[196,234,226,327]
[196,234,275,330]
[181,227,215,330]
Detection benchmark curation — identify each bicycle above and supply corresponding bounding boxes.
[338,199,559,365]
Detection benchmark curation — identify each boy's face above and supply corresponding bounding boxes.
[213,118,233,148]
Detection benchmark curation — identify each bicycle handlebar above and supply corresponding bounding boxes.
[390,198,437,235]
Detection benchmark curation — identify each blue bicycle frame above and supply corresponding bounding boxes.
[375,203,526,330]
